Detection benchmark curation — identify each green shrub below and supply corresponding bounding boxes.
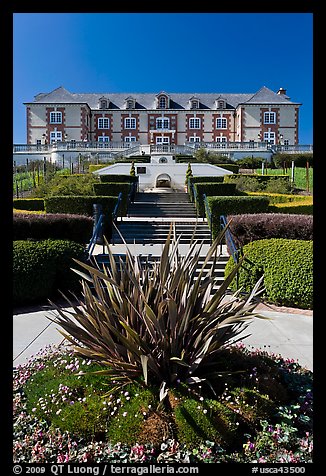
[99,174,138,183]
[32,174,98,198]
[188,175,224,201]
[174,397,239,448]
[93,182,131,215]
[224,174,290,193]
[44,195,118,216]
[270,198,313,215]
[207,196,270,239]
[194,183,237,216]
[13,239,87,305]
[88,164,112,173]
[13,198,45,211]
[215,163,239,173]
[246,192,309,205]
[224,238,313,309]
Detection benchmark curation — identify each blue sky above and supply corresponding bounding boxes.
[13,12,313,144]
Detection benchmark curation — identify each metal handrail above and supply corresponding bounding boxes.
[203,194,212,228]
[220,215,239,264]
[112,192,123,224]
[87,213,104,258]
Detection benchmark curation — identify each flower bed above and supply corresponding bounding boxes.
[13,344,313,464]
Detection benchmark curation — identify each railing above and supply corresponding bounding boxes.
[220,215,240,264]
[87,213,105,258]
[203,194,212,244]
[13,141,139,154]
[112,192,123,224]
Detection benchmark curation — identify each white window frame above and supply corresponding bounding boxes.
[218,100,225,109]
[216,118,227,129]
[264,112,276,124]
[98,136,110,148]
[263,131,275,144]
[50,111,62,124]
[189,136,200,143]
[50,130,62,143]
[156,136,170,145]
[124,117,136,129]
[98,118,110,129]
[158,96,167,109]
[189,117,201,129]
[191,100,199,109]
[125,136,137,143]
[216,136,227,148]
[156,118,170,129]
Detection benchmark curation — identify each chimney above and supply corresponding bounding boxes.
[277,87,287,95]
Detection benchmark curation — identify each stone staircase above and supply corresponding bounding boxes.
[126,191,197,218]
[92,190,230,290]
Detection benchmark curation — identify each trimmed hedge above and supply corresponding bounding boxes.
[246,192,310,205]
[13,198,45,211]
[227,213,313,247]
[88,164,112,173]
[44,196,119,238]
[188,175,224,201]
[207,196,270,239]
[13,239,87,305]
[270,198,313,215]
[99,174,138,183]
[224,238,313,309]
[44,195,118,216]
[13,213,93,243]
[93,183,131,215]
[194,183,238,217]
[215,164,239,173]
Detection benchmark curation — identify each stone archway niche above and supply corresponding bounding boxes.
[156,173,171,188]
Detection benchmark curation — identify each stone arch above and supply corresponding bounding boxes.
[156,173,171,188]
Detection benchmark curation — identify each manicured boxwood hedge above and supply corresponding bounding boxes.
[13,213,93,243]
[13,198,45,211]
[99,175,138,184]
[44,195,118,216]
[215,164,239,173]
[88,164,112,173]
[270,199,313,215]
[224,238,313,309]
[93,182,131,215]
[188,175,225,201]
[194,183,238,217]
[13,239,87,305]
[227,213,313,247]
[207,196,270,239]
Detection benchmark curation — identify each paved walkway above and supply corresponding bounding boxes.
[13,214,313,371]
[13,299,313,371]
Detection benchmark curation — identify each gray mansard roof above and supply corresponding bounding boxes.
[26,85,301,109]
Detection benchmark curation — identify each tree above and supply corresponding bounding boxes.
[185,162,193,186]
[130,160,136,177]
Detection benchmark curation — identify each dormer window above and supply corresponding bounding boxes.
[159,96,167,108]
[215,98,226,109]
[189,97,200,109]
[125,97,136,109]
[156,92,169,109]
[99,97,109,109]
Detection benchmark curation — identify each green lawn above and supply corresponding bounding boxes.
[256,167,313,192]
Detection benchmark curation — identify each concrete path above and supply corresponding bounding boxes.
[13,303,313,370]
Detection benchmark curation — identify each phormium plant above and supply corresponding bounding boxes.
[49,224,266,405]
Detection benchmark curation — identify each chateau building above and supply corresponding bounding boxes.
[24,85,301,147]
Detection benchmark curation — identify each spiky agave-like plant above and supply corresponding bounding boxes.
[49,223,265,401]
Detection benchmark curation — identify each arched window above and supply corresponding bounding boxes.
[158,96,167,109]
